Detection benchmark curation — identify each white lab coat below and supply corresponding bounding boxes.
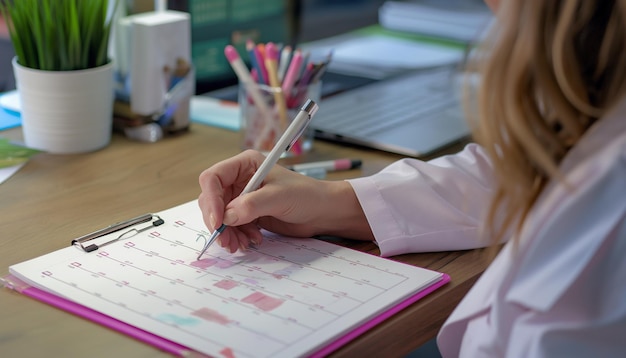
[348,100,626,357]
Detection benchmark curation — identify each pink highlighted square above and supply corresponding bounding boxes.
[214,279,238,290]
[242,292,284,311]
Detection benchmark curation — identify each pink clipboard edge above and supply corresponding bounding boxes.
[2,274,192,357]
[4,273,450,357]
[310,273,451,358]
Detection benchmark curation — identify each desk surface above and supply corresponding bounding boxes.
[0,124,486,357]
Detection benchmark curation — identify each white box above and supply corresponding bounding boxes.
[128,11,191,116]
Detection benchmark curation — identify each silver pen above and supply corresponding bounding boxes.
[197,99,319,259]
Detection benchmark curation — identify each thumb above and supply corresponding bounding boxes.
[222,193,263,226]
[222,207,240,226]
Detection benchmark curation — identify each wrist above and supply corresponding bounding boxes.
[313,180,374,241]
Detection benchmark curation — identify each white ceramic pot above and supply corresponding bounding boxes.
[12,58,114,154]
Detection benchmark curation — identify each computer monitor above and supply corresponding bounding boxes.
[168,0,300,94]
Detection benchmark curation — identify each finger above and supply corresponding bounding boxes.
[198,150,265,229]
[229,223,261,252]
[197,195,218,232]
[224,167,309,226]
[238,224,263,248]
[215,225,250,252]
[199,150,265,194]
[197,168,239,228]
[228,229,245,253]
[217,230,234,251]
[215,223,262,253]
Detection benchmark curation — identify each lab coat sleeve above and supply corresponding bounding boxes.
[348,143,496,256]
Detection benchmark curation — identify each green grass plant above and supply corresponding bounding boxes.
[1,0,117,71]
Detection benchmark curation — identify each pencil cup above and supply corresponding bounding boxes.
[239,81,321,156]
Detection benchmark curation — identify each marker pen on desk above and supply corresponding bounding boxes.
[296,167,327,179]
[286,158,362,172]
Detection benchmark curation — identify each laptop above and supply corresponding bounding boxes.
[311,66,471,158]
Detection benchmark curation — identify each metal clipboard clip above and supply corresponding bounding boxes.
[71,214,165,253]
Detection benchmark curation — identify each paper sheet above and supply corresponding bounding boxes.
[378,1,493,42]
[332,35,462,69]
[322,35,463,79]
[0,163,24,185]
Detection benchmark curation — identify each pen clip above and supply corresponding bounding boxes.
[72,214,165,253]
[286,99,317,151]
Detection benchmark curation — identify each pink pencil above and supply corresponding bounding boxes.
[281,49,303,101]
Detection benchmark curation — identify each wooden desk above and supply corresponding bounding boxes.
[0,124,486,357]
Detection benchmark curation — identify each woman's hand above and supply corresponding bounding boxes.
[198,150,373,253]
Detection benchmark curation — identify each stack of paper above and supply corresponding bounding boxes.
[378,1,493,43]
[304,32,465,80]
[327,35,464,79]
[190,96,240,131]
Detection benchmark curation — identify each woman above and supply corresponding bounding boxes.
[198,0,626,356]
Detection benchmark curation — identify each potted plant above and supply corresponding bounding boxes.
[1,0,117,154]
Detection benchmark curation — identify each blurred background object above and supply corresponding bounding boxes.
[0,9,16,92]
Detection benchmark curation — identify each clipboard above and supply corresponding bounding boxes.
[3,200,450,357]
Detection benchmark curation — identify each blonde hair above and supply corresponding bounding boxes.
[470,1,626,247]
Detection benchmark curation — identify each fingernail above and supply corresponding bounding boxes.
[209,213,216,229]
[223,209,238,225]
